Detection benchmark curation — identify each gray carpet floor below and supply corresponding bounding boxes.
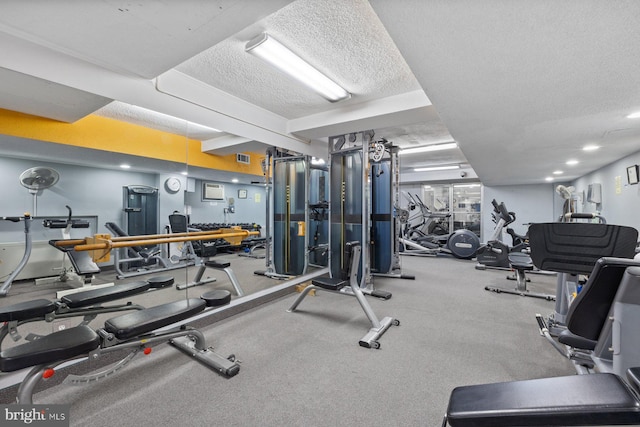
[2,254,574,426]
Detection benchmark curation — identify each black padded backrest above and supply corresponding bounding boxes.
[566,257,640,340]
[340,241,360,280]
[528,222,638,275]
[169,214,188,233]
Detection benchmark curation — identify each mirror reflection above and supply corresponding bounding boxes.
[0,111,276,380]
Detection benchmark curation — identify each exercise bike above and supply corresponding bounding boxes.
[475,199,529,270]
[398,192,479,259]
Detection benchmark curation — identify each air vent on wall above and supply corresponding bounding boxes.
[237,153,250,164]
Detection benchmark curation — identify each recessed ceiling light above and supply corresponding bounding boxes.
[120,164,131,169]
[231,178,239,183]
[553,170,563,175]
[566,159,579,166]
[181,171,188,176]
[583,145,600,151]
[545,177,553,181]
[626,111,640,119]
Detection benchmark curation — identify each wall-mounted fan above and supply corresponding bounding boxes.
[19,167,60,216]
[556,184,576,219]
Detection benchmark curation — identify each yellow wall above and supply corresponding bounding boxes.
[0,108,265,176]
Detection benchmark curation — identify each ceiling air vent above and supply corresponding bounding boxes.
[237,153,250,164]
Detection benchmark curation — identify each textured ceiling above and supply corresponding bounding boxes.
[1,0,639,186]
[176,0,422,119]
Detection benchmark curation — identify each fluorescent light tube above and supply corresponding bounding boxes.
[399,142,458,155]
[414,165,460,172]
[246,33,350,102]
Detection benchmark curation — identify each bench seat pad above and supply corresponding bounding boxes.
[104,298,205,340]
[0,299,56,322]
[205,260,231,269]
[61,281,150,308]
[447,373,640,426]
[312,276,346,291]
[0,325,100,372]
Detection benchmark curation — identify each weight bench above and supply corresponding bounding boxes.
[287,241,399,349]
[0,292,238,404]
[485,251,555,300]
[443,368,640,426]
[176,260,244,296]
[0,277,174,346]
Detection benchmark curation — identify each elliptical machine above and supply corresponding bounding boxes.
[475,199,526,270]
[398,192,479,259]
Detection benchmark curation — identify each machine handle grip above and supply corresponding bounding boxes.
[2,216,23,222]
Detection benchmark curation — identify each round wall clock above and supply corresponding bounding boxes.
[165,177,181,193]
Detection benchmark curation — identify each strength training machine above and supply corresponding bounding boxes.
[256,148,329,280]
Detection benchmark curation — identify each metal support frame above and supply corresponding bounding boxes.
[14,324,239,404]
[287,245,399,349]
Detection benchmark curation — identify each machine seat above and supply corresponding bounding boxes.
[311,276,347,291]
[201,290,232,307]
[60,281,150,308]
[205,260,231,269]
[557,329,598,351]
[146,275,174,289]
[508,252,534,270]
[0,299,57,322]
[104,298,206,340]
[0,325,100,372]
[445,373,640,426]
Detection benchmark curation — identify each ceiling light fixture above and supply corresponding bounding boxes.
[399,142,458,155]
[245,33,350,102]
[626,111,640,119]
[545,177,554,182]
[583,145,600,151]
[311,157,326,165]
[120,164,131,169]
[414,165,460,172]
[553,170,563,175]
[566,159,579,165]
[453,184,480,188]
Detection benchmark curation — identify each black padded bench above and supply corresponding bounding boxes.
[60,280,150,308]
[1,295,238,403]
[104,298,205,340]
[0,325,100,373]
[444,370,640,426]
[311,276,346,291]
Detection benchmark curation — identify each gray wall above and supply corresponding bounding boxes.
[571,148,640,230]
[480,184,556,243]
[0,157,156,233]
[184,179,266,228]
